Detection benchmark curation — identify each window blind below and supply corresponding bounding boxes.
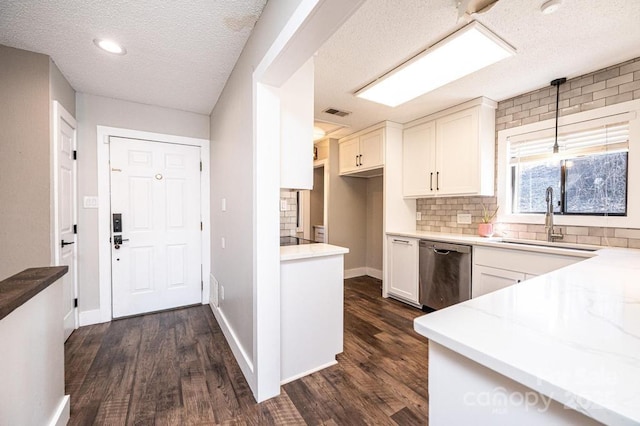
[508,114,632,165]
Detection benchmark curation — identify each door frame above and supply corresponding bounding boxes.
[96,126,210,323]
[51,101,78,333]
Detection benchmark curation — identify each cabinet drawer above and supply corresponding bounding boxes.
[474,246,584,276]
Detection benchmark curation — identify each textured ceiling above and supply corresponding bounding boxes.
[314,0,640,138]
[0,0,267,114]
[2,0,638,124]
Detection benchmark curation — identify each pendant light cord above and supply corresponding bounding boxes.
[551,77,566,153]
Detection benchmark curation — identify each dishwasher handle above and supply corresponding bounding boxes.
[433,248,451,255]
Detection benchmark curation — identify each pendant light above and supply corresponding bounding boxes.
[550,77,566,153]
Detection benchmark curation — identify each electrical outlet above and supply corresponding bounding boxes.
[220,285,225,300]
[221,237,226,249]
[280,200,288,211]
[416,211,422,221]
[457,213,472,224]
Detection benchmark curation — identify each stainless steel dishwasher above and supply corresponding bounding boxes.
[419,240,472,310]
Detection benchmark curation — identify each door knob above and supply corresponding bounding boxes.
[61,240,75,247]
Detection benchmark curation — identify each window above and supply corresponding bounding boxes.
[509,121,629,216]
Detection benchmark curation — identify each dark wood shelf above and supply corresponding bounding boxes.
[0,266,68,320]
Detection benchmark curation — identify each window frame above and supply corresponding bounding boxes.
[497,99,640,228]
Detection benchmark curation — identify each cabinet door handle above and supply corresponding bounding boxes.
[355,155,358,167]
[393,239,410,244]
[436,171,440,191]
[430,172,433,191]
[358,154,363,166]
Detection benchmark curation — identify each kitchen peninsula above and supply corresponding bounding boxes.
[0,267,70,426]
[280,241,349,383]
[414,247,640,425]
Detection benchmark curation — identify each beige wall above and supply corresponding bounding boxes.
[310,165,324,227]
[0,46,51,279]
[325,139,367,270]
[366,175,383,272]
[75,93,209,312]
[49,60,75,115]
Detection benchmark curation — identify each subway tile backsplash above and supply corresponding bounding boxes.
[416,57,640,249]
[280,189,298,237]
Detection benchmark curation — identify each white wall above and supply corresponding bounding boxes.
[209,0,364,401]
[75,93,209,314]
[208,0,310,399]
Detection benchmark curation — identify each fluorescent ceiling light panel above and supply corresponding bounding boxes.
[355,21,515,107]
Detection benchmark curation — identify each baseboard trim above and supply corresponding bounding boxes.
[49,395,70,426]
[344,267,382,280]
[388,294,422,309]
[344,267,366,279]
[208,302,255,388]
[280,360,337,385]
[365,267,383,280]
[79,309,105,327]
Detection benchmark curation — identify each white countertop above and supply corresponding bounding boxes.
[413,240,640,425]
[389,230,598,258]
[280,243,349,261]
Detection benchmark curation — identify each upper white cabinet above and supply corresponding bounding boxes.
[339,128,384,176]
[403,97,497,198]
[403,121,436,197]
[280,58,314,189]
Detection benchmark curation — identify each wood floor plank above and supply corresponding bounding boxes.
[65,276,430,425]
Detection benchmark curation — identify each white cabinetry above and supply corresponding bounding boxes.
[403,97,496,198]
[473,265,527,297]
[280,58,314,189]
[403,121,436,197]
[472,246,587,298]
[387,236,419,304]
[339,129,384,176]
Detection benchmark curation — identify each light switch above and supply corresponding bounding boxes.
[280,200,288,211]
[416,212,422,221]
[221,237,226,249]
[221,198,227,212]
[83,196,99,209]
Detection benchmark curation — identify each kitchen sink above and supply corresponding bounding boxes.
[495,238,599,252]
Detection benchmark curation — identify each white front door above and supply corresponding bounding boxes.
[109,137,202,318]
[53,102,78,341]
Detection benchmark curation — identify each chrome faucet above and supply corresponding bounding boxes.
[544,186,563,242]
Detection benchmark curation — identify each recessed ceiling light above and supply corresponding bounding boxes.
[355,21,516,107]
[313,126,326,141]
[93,38,127,55]
[540,0,562,15]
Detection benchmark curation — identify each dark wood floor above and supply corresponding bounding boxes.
[65,276,429,425]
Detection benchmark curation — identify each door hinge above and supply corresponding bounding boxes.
[73,150,77,160]
[200,161,202,172]
[201,221,203,231]
[74,298,78,308]
[73,224,78,234]
[201,281,203,290]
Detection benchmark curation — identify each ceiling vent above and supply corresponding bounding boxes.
[323,107,351,117]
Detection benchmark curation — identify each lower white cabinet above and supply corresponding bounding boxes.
[472,265,526,298]
[387,236,419,304]
[472,246,586,298]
